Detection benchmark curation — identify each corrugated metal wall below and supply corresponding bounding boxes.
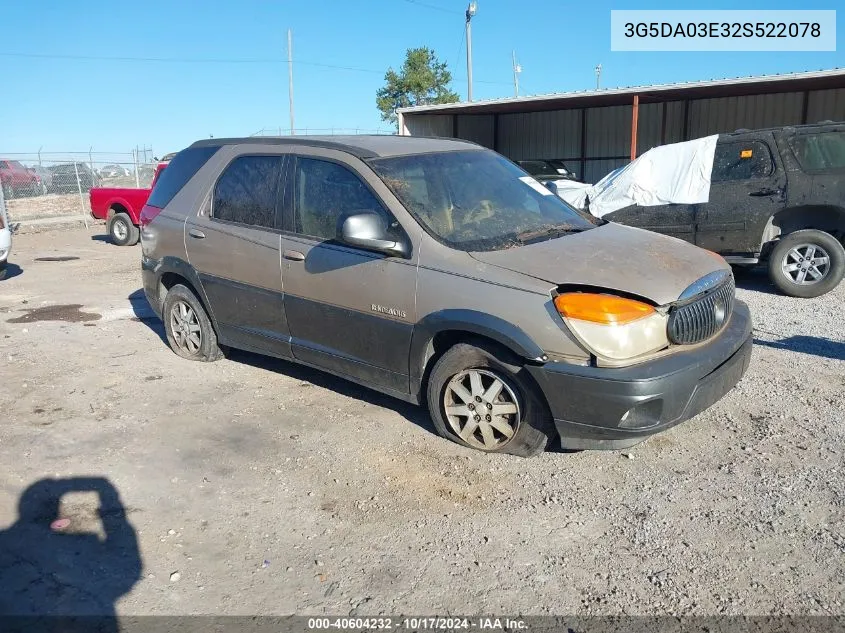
[687,92,804,137]
[405,87,845,182]
[403,114,453,137]
[456,115,495,146]
[497,110,581,159]
[807,88,845,123]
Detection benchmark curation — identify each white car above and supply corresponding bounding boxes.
[0,188,11,278]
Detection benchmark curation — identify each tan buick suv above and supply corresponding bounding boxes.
[140,136,752,457]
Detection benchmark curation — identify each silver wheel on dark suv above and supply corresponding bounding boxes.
[768,229,845,298]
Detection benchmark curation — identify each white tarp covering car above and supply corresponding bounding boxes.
[548,135,720,218]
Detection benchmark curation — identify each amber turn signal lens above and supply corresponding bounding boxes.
[554,293,655,325]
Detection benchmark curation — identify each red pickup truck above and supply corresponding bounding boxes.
[89,162,167,245]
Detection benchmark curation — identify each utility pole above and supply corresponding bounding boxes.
[288,29,295,135]
[595,63,602,91]
[465,2,477,101]
[512,50,521,97]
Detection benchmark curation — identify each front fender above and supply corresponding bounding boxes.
[409,309,547,387]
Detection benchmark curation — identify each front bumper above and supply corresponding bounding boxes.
[526,301,752,450]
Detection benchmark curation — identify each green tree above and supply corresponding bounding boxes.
[376,47,460,128]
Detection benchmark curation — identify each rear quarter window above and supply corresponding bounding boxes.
[146,146,219,208]
[788,132,845,172]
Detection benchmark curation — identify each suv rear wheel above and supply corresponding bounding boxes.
[108,212,139,246]
[162,284,224,362]
[768,229,845,298]
[426,342,554,457]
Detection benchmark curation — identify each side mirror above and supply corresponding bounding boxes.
[339,212,409,258]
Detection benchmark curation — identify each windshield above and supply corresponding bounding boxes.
[370,150,598,251]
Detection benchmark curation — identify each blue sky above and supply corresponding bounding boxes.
[1,0,842,156]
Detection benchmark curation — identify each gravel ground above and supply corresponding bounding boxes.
[0,227,842,617]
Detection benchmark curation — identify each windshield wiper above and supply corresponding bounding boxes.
[514,225,589,243]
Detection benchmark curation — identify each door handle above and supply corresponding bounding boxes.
[283,250,305,261]
[748,189,779,197]
[188,228,206,239]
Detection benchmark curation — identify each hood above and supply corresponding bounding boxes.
[469,222,729,305]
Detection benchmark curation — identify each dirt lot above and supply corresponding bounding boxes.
[0,227,843,617]
[6,192,92,221]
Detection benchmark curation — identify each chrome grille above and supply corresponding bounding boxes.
[668,278,735,345]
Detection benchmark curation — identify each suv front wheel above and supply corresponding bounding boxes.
[426,342,554,457]
[162,284,224,362]
[768,229,845,298]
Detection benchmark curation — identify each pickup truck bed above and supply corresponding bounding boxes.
[89,162,167,245]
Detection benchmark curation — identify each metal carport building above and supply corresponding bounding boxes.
[397,68,845,183]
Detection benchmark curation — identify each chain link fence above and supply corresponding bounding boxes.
[0,148,159,227]
[3,130,393,229]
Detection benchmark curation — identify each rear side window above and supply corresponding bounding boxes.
[789,132,845,172]
[712,141,774,182]
[147,146,219,209]
[212,155,282,229]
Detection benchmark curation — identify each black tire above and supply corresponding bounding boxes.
[767,229,845,298]
[107,212,139,246]
[162,284,223,362]
[426,341,555,458]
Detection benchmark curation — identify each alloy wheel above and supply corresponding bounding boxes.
[781,243,831,285]
[169,300,202,354]
[443,369,520,450]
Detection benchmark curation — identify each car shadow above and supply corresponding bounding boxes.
[127,289,166,343]
[225,347,439,438]
[125,290,438,437]
[754,335,845,362]
[731,266,780,295]
[0,263,23,281]
[0,477,142,632]
[90,235,111,243]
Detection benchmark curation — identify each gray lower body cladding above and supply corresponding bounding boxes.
[526,301,752,450]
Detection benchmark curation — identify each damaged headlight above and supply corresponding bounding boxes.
[554,292,669,361]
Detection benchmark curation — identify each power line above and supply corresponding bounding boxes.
[450,23,466,75]
[0,51,512,85]
[0,51,385,73]
[399,0,462,14]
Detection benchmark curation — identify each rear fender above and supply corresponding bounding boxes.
[148,256,218,332]
[763,205,845,251]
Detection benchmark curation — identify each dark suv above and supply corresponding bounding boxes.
[139,136,750,457]
[607,123,845,298]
